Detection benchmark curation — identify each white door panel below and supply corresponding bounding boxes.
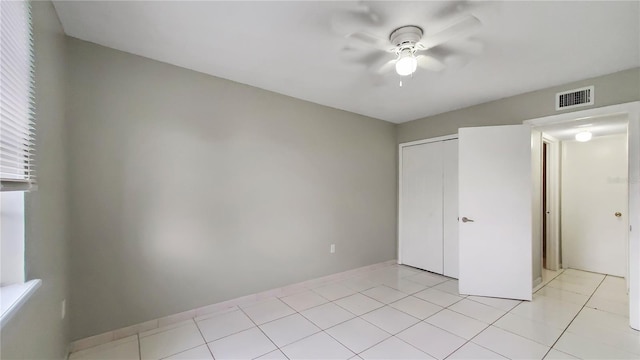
[562,134,628,277]
[459,125,533,301]
[443,139,459,278]
[400,142,444,273]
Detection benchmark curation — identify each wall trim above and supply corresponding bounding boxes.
[68,259,397,353]
[399,134,458,148]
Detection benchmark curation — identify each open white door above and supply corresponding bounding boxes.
[459,125,534,301]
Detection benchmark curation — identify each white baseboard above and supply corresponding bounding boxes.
[532,276,543,292]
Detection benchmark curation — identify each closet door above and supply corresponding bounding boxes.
[443,139,459,278]
[400,142,444,273]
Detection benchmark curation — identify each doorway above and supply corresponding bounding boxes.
[541,137,561,273]
[456,101,640,329]
[542,140,557,273]
[535,114,629,277]
[524,101,640,330]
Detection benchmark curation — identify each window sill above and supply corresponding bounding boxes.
[0,279,42,328]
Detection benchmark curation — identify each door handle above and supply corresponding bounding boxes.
[461,217,474,223]
[615,212,622,217]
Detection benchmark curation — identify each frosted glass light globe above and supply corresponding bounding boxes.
[575,131,592,142]
[395,51,417,76]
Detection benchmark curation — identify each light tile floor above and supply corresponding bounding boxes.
[69,264,637,360]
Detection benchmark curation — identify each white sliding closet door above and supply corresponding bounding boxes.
[400,142,444,273]
[443,139,459,278]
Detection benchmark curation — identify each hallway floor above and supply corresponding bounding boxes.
[69,265,635,359]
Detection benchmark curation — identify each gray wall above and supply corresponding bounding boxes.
[66,38,398,340]
[398,68,640,143]
[1,1,70,359]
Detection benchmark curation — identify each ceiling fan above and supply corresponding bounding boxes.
[334,2,484,78]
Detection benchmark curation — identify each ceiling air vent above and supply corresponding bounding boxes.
[556,86,594,111]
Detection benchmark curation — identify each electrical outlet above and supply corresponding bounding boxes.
[61,299,66,319]
[330,244,335,253]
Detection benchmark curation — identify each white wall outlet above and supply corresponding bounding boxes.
[61,299,66,319]
[330,244,335,253]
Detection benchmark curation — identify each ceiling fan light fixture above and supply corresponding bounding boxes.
[575,131,593,142]
[395,49,417,76]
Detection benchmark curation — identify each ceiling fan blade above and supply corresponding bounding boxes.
[368,54,396,74]
[330,7,383,36]
[443,54,470,69]
[440,38,484,55]
[416,55,445,72]
[346,32,394,52]
[421,15,482,50]
[432,1,482,20]
[341,49,387,67]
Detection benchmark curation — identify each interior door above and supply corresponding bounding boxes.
[400,142,444,273]
[561,134,628,277]
[458,125,534,301]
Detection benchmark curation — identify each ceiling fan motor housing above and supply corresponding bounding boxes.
[389,25,423,49]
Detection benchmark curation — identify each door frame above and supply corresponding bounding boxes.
[524,101,640,330]
[542,134,561,271]
[398,134,457,265]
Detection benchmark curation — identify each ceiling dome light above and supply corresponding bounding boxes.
[395,49,417,76]
[575,131,593,142]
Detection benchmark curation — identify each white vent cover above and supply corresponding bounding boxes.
[556,86,594,111]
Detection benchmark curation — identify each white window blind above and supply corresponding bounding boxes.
[0,0,35,192]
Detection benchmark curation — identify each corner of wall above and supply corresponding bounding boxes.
[0,1,71,359]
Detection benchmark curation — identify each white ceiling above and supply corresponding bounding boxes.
[52,1,640,124]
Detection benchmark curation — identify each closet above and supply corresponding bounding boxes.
[399,137,459,278]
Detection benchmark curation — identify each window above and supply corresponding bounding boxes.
[1,0,37,192]
[0,0,39,328]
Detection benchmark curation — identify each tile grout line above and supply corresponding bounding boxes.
[325,273,467,358]
[193,270,420,358]
[533,268,565,295]
[350,278,471,359]
[278,268,445,358]
[71,266,464,359]
[404,307,465,360]
[385,334,438,359]
[351,306,423,357]
[156,320,211,360]
[320,305,391,358]
[441,270,568,360]
[284,272,448,358]
[463,269,582,358]
[298,304,356,331]
[390,282,510,359]
[243,298,298,359]
[314,284,405,357]
[442,300,518,359]
[540,273,608,359]
[421,294,498,359]
[80,266,623,360]
[270,297,355,358]
[449,269,617,359]
[192,318,216,359]
[67,261,399,355]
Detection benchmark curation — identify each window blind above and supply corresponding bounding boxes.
[0,0,35,191]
